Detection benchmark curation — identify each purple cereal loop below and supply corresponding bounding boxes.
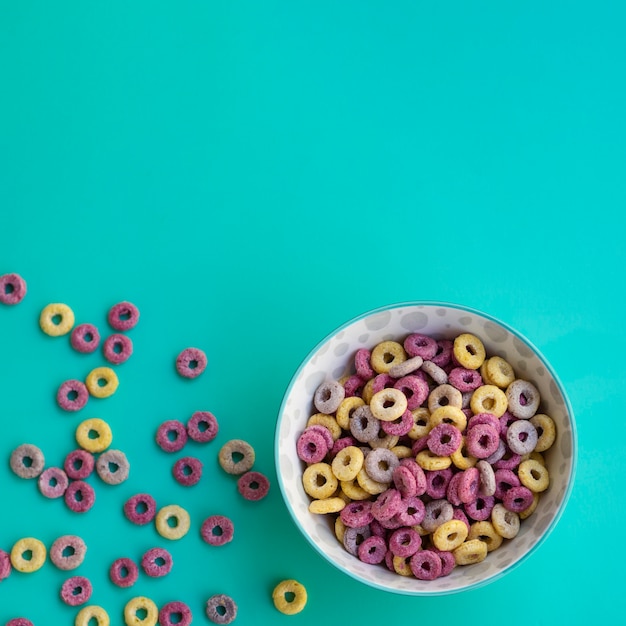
[0,549,12,581]
[388,527,422,557]
[371,488,402,522]
[506,419,539,455]
[503,485,535,512]
[399,458,427,496]
[476,459,496,497]
[159,601,192,626]
[357,535,387,564]
[38,466,69,498]
[427,423,462,457]
[494,468,521,500]
[493,448,522,471]
[393,375,429,410]
[465,423,500,459]
[60,575,92,606]
[109,557,139,588]
[403,333,438,360]
[56,379,89,412]
[446,472,464,506]
[381,409,414,437]
[410,549,442,580]
[172,456,203,487]
[103,333,133,364]
[354,348,375,380]
[431,339,453,367]
[50,535,87,570]
[425,467,453,499]
[468,412,501,432]
[296,429,328,464]
[64,449,95,480]
[187,411,219,443]
[422,499,453,532]
[392,464,417,498]
[433,549,456,576]
[448,367,483,392]
[343,374,366,397]
[370,518,387,538]
[156,420,188,453]
[237,470,270,501]
[64,480,95,513]
[343,525,371,556]
[176,347,207,379]
[484,438,506,465]
[206,594,238,625]
[314,379,345,414]
[108,301,139,331]
[201,515,234,546]
[124,493,157,525]
[141,547,173,577]
[394,495,426,526]
[0,273,27,305]
[70,323,100,353]
[458,467,480,504]
[340,500,374,528]
[464,495,495,521]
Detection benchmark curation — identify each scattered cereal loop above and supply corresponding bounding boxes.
[124,596,159,626]
[237,470,270,501]
[109,557,139,588]
[5,619,33,626]
[70,323,101,353]
[39,303,75,336]
[141,547,173,578]
[272,579,307,615]
[64,449,95,480]
[176,347,207,379]
[57,379,89,412]
[0,548,12,581]
[75,418,113,453]
[205,594,238,625]
[96,449,130,485]
[50,535,87,570]
[201,515,234,547]
[218,439,255,475]
[74,605,110,626]
[10,537,46,573]
[85,366,119,399]
[158,601,192,626]
[172,456,203,486]
[60,575,92,606]
[124,493,157,526]
[156,420,188,453]
[9,443,45,479]
[103,333,133,364]
[38,466,69,498]
[186,411,219,443]
[0,273,27,305]
[108,301,140,331]
[155,505,190,540]
[64,480,96,513]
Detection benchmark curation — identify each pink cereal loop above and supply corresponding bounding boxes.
[108,301,139,331]
[354,348,375,380]
[403,333,438,360]
[393,375,429,410]
[0,273,27,305]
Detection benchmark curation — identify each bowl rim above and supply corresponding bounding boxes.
[274,300,578,595]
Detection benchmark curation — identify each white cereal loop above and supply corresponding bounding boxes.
[420,360,448,385]
[314,380,345,414]
[505,379,541,419]
[388,355,423,378]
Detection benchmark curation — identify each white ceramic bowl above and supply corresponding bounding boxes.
[275,302,576,595]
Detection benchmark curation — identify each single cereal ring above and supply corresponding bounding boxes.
[453,333,486,370]
[530,413,557,452]
[76,418,112,453]
[421,360,448,385]
[506,379,541,419]
[64,449,95,480]
[470,385,508,417]
[297,428,328,464]
[64,480,96,513]
[349,405,380,443]
[395,495,426,527]
[340,500,374,528]
[388,527,422,558]
[427,423,462,457]
[389,355,424,379]
[314,379,345,414]
[158,601,192,626]
[124,493,157,525]
[421,499,454,533]
[57,379,89,412]
[108,301,140,331]
[156,420,188,453]
[466,423,500,459]
[425,467,453,499]
[494,468,521,500]
[40,303,75,336]
[506,419,538,455]
[70,323,101,353]
[344,374,367,398]
[370,340,407,374]
[331,446,364,482]
[218,439,255,475]
[465,495,495,522]
[60,575,92,606]
[309,496,346,514]
[453,539,488,566]
[393,375,429,410]
[448,367,483,392]
[85,367,119,399]
[187,411,219,443]
[356,468,389,495]
[141,547,173,577]
[103,333,133,365]
[205,594,238,625]
[38,466,69,498]
[10,443,45,479]
[237,470,270,501]
[272,579,307,615]
[155,505,191,540]
[429,405,467,432]
[432,519,469,551]
[357,535,387,564]
[369,388,408,422]
[410,550,442,580]
[392,464,417,498]
[0,549,12,581]
[50,535,87,570]
[427,384,463,413]
[75,605,110,626]
[491,503,521,538]
[364,447,399,483]
[110,557,139,588]
[0,273,27,305]
[416,449,451,471]
[485,356,515,388]
[124,597,159,626]
[518,459,550,492]
[302,462,337,499]
[467,521,503,552]
[503,485,535,513]
[176,347,207,378]
[354,348,375,380]
[10,538,46,573]
[96,449,130,485]
[404,333,438,359]
[173,456,203,487]
[371,487,402,522]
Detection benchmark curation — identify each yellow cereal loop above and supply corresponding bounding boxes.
[470,385,508,417]
[124,597,159,626]
[450,436,478,470]
[10,537,46,573]
[335,397,365,430]
[75,605,110,626]
[519,492,541,520]
[356,468,388,495]
[361,378,376,404]
[429,406,467,432]
[530,413,557,452]
[485,356,516,388]
[453,333,486,370]
[302,463,338,499]
[392,555,413,576]
[75,418,113,453]
[408,407,431,439]
[370,340,407,374]
[272,579,307,615]
[518,459,550,492]
[391,445,413,459]
[415,449,451,471]
[39,303,75,336]
[335,516,347,543]
[340,478,371,501]
[308,497,346,514]
[432,520,468,551]
[306,413,342,440]
[480,360,495,386]
[370,388,408,421]
[467,521,503,552]
[331,446,364,482]
[453,539,488,566]
[85,367,119,399]
[155,504,190,540]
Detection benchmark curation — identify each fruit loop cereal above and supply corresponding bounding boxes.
[39,303,75,336]
[158,601,192,626]
[155,505,190,540]
[60,574,92,606]
[64,480,96,513]
[0,549,12,581]
[57,379,90,412]
[237,470,270,501]
[50,535,87,570]
[96,449,130,485]
[176,347,207,379]
[64,449,95,480]
[9,443,45,479]
[74,605,109,626]
[141,547,173,577]
[124,493,157,525]
[110,557,139,588]
[10,538,46,573]
[187,411,219,443]
[75,418,113,453]
[124,596,159,626]
[103,333,133,364]
[70,323,101,353]
[0,273,27,305]
[272,579,307,615]
[205,593,238,625]
[297,331,557,580]
[38,466,69,498]
[5,620,33,626]
[172,456,203,487]
[156,420,188,453]
[108,301,140,331]
[85,366,119,398]
[201,515,234,546]
[218,439,255,475]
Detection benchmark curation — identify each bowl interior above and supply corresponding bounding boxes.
[275,302,576,595]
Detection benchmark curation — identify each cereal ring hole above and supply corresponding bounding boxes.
[283,591,296,603]
[135,501,148,514]
[108,461,119,474]
[73,489,84,502]
[167,515,179,529]
[531,468,542,480]
[188,359,199,370]
[231,451,244,464]
[211,525,223,537]
[83,331,94,342]
[96,377,108,388]
[21,549,33,561]
[155,557,166,566]
[48,476,58,487]
[118,309,132,321]
[120,565,130,578]
[88,429,100,440]
[4,283,14,294]
[481,397,495,410]
[62,546,75,558]
[112,341,123,354]
[22,455,34,468]
[168,611,184,623]
[135,608,148,620]
[67,389,78,401]
[519,393,528,406]
[51,314,63,325]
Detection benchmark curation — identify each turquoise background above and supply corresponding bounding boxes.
[1,1,624,624]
